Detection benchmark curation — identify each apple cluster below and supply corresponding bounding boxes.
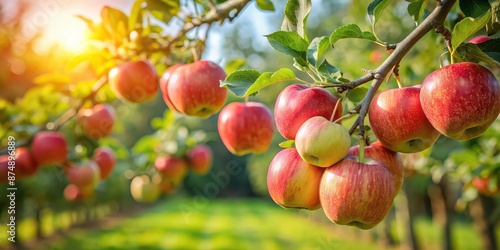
[130,144,213,203]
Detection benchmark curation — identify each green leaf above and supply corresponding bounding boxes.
[317,60,343,83]
[279,140,295,148]
[256,0,275,11]
[221,69,296,97]
[307,36,330,66]
[281,0,312,40]
[367,0,393,27]
[407,0,426,25]
[459,0,490,18]
[266,31,309,66]
[487,0,500,35]
[329,24,377,45]
[133,135,161,155]
[455,43,500,67]
[101,6,129,42]
[347,87,368,103]
[146,0,180,23]
[451,10,491,51]
[129,0,145,30]
[34,73,71,85]
[225,58,247,75]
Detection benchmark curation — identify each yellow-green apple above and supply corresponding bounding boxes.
[267,148,324,210]
[274,84,343,140]
[295,116,351,167]
[187,144,212,175]
[320,156,395,230]
[469,35,490,44]
[14,147,39,178]
[347,141,404,195]
[31,131,68,166]
[78,104,115,140]
[66,160,100,196]
[472,176,499,197]
[108,60,158,103]
[154,155,188,181]
[161,60,227,118]
[369,87,440,153]
[92,147,116,179]
[218,102,274,156]
[420,62,500,140]
[130,175,161,202]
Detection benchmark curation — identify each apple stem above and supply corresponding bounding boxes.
[330,97,343,122]
[358,135,365,163]
[191,47,199,61]
[244,95,249,103]
[395,75,403,88]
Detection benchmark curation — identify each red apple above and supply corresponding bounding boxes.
[295,116,351,167]
[154,155,188,181]
[0,155,9,184]
[218,102,274,156]
[92,147,116,179]
[420,62,500,140]
[267,148,324,210]
[187,144,212,175]
[274,84,343,140]
[347,141,404,195]
[14,147,39,178]
[369,87,440,153]
[63,184,84,201]
[472,176,499,197]
[31,131,68,166]
[108,60,158,103]
[66,160,100,196]
[130,175,161,203]
[160,60,227,118]
[155,174,181,194]
[320,156,395,230]
[79,104,115,140]
[469,35,490,44]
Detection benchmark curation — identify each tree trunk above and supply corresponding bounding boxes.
[469,194,498,250]
[427,175,454,250]
[403,180,420,250]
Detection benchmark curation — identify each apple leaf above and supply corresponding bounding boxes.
[317,60,346,83]
[459,0,490,18]
[347,87,368,103]
[456,42,500,67]
[248,69,296,96]
[451,10,491,52]
[256,0,275,11]
[145,0,180,23]
[487,1,500,35]
[329,24,377,45]
[101,6,129,42]
[266,31,309,66]
[221,68,296,97]
[367,0,393,28]
[407,0,426,25]
[279,140,295,148]
[129,0,145,30]
[34,73,71,86]
[225,58,247,75]
[307,36,330,66]
[281,0,312,40]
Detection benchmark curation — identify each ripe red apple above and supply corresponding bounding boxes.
[108,60,158,103]
[79,104,115,140]
[347,141,404,195]
[320,156,395,230]
[130,175,161,203]
[274,84,343,140]
[154,155,188,181]
[472,176,499,197]
[267,148,324,210]
[92,147,116,179]
[64,184,83,201]
[160,60,227,118]
[420,63,500,140]
[187,144,212,175]
[66,160,100,196]
[218,102,274,156]
[295,116,351,167]
[469,35,490,44]
[369,87,440,153]
[31,131,68,166]
[14,147,39,178]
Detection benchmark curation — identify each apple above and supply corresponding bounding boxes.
[92,147,116,179]
[295,116,351,167]
[130,175,161,203]
[267,148,324,210]
[274,84,343,140]
[472,176,499,197]
[320,156,395,230]
[369,87,440,153]
[0,155,9,184]
[469,35,490,44]
[154,174,181,194]
[160,60,227,118]
[347,141,404,195]
[218,102,274,156]
[108,60,158,103]
[66,160,100,196]
[420,62,500,140]
[31,131,68,166]
[14,147,39,178]
[154,155,188,181]
[187,144,212,175]
[79,104,115,140]
[64,184,83,201]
